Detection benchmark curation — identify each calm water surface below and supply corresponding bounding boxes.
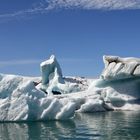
[0,111,140,140]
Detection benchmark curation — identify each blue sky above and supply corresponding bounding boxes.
[0,0,140,77]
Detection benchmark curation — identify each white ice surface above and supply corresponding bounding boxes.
[39,55,89,95]
[101,55,140,80]
[40,55,63,85]
[2,73,140,121]
[0,73,78,121]
[0,55,140,121]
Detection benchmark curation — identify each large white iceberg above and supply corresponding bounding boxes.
[0,55,140,121]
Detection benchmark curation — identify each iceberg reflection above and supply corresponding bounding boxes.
[0,111,140,140]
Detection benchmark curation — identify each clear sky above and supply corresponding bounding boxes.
[0,0,140,77]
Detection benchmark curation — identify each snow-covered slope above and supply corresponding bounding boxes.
[0,55,140,121]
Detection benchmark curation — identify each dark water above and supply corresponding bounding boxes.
[0,111,140,140]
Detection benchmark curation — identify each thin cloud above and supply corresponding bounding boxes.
[0,59,42,67]
[47,0,140,10]
[0,58,94,67]
[0,0,140,21]
[59,58,94,63]
[0,7,49,21]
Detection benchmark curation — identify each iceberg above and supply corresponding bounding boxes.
[0,55,140,121]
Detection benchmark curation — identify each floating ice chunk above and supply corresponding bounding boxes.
[1,55,140,122]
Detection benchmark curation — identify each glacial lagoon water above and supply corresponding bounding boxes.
[0,111,140,140]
